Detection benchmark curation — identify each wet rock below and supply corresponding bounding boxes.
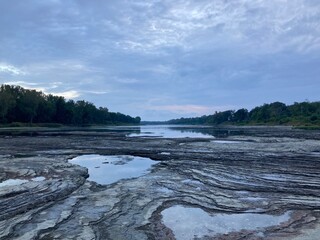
[0,127,319,239]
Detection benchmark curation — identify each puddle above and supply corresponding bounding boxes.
[0,176,46,188]
[211,140,242,144]
[32,176,46,181]
[162,205,290,240]
[0,179,29,188]
[70,155,157,184]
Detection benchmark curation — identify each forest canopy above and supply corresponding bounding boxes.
[167,101,320,127]
[0,85,140,126]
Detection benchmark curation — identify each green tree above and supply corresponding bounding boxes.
[233,108,249,122]
[0,86,16,123]
[19,89,41,124]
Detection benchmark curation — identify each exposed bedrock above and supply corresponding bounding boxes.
[0,127,320,239]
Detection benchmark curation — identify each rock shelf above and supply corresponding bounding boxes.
[0,126,320,239]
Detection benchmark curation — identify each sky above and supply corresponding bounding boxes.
[0,0,319,121]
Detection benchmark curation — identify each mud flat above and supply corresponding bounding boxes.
[0,126,320,239]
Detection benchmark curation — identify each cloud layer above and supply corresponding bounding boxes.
[0,0,319,120]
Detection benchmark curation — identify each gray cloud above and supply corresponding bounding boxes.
[0,0,319,120]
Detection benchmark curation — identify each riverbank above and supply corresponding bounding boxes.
[1,126,320,239]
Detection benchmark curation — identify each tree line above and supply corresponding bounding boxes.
[167,101,320,126]
[0,85,141,125]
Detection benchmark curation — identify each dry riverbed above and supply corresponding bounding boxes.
[0,126,320,240]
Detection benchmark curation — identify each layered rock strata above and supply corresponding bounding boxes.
[0,126,320,239]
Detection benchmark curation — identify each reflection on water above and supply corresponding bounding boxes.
[123,125,247,138]
[0,125,247,138]
[70,155,157,184]
[127,125,215,138]
[211,140,242,144]
[0,179,29,187]
[0,176,46,188]
[162,205,290,240]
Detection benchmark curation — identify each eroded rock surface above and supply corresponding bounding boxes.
[0,126,320,240]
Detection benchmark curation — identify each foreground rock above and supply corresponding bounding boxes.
[0,126,320,240]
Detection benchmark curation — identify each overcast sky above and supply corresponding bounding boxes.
[0,0,319,120]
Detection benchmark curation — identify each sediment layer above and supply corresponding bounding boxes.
[0,126,320,239]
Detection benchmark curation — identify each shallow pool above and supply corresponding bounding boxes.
[0,176,46,188]
[162,205,290,240]
[211,140,242,144]
[70,155,157,184]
